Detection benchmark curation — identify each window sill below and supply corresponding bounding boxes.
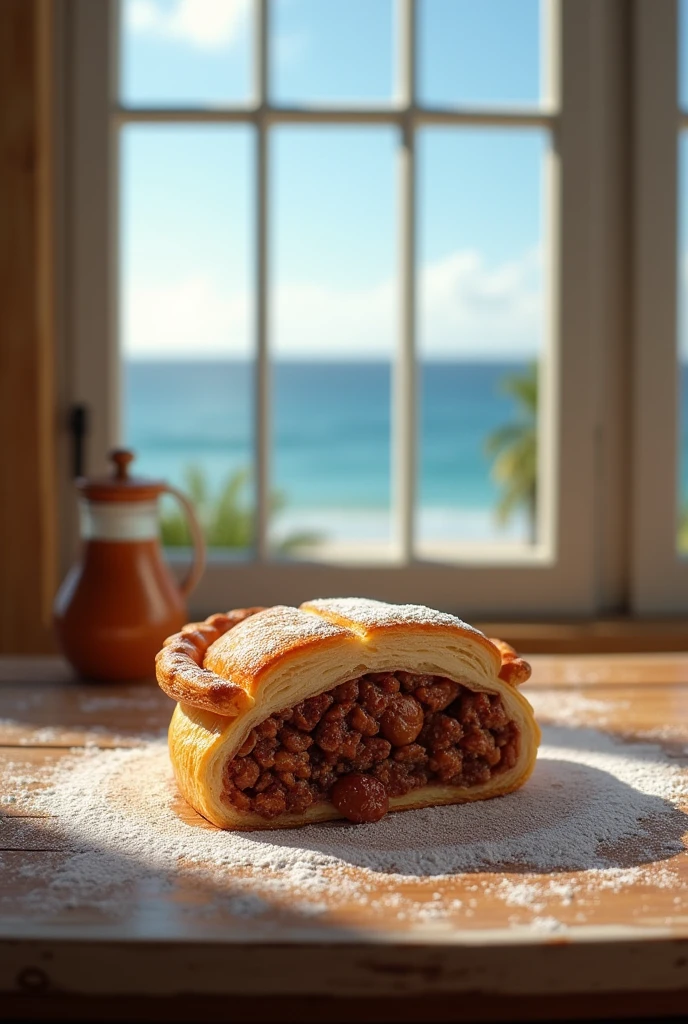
[477,618,688,654]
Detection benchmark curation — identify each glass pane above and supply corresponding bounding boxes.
[418,0,542,108]
[120,126,255,552]
[680,0,688,110]
[120,0,253,107]
[270,127,398,555]
[417,128,547,553]
[270,0,394,105]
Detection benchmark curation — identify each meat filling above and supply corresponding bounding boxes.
[222,671,520,822]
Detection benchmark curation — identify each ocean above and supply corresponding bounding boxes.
[123,360,688,546]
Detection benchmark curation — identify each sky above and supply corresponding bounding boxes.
[119,0,546,361]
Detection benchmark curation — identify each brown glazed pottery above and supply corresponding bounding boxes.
[54,449,206,681]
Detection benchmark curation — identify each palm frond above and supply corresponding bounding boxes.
[484,423,528,459]
[484,362,539,540]
[499,367,538,413]
[159,464,325,552]
[679,504,688,553]
[278,530,325,552]
[183,463,210,509]
[159,506,192,547]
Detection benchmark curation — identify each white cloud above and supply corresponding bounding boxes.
[419,247,543,356]
[122,275,252,357]
[123,247,543,360]
[126,0,249,50]
[272,276,396,358]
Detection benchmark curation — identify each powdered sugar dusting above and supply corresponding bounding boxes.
[303,598,485,640]
[173,599,495,714]
[4,724,687,932]
[530,691,632,728]
[205,604,353,680]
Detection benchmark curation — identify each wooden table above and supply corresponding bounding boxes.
[2,654,688,1023]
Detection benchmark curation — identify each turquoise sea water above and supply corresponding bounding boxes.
[124,360,688,545]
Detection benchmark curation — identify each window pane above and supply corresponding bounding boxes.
[120,0,253,107]
[418,0,542,108]
[270,0,394,105]
[120,126,255,552]
[417,128,547,552]
[270,127,398,555]
[680,0,688,110]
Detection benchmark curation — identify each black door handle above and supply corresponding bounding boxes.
[69,404,89,478]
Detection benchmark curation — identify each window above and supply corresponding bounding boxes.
[64,0,620,617]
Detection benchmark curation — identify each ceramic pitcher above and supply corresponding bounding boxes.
[54,449,205,680]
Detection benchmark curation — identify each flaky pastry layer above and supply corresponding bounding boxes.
[158,599,540,830]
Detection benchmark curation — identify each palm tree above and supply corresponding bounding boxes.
[678,504,688,553]
[160,465,322,552]
[484,362,538,544]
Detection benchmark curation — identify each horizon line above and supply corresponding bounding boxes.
[122,353,541,363]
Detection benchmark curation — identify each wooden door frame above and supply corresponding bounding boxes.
[0,0,60,653]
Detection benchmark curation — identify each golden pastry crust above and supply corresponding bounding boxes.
[488,637,532,687]
[157,598,540,830]
[156,608,264,715]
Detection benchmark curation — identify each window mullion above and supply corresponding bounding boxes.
[631,0,681,612]
[395,0,417,562]
[255,0,270,561]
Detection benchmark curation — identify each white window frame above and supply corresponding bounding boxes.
[60,0,622,619]
[632,0,688,614]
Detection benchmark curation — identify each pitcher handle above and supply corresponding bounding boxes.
[162,484,207,598]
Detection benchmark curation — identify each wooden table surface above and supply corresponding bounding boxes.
[2,653,688,1022]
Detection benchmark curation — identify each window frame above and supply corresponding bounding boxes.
[61,0,623,619]
[631,0,688,615]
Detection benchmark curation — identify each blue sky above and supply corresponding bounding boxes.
[120,0,545,360]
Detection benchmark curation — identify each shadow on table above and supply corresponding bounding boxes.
[245,745,688,876]
[0,675,172,745]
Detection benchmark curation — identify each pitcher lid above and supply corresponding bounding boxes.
[77,449,166,502]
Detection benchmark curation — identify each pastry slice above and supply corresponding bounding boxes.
[156,598,540,829]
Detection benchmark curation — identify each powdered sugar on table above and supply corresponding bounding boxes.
[4,722,687,931]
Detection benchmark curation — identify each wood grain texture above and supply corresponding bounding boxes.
[2,990,688,1024]
[476,618,688,654]
[0,653,688,1022]
[0,0,57,654]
